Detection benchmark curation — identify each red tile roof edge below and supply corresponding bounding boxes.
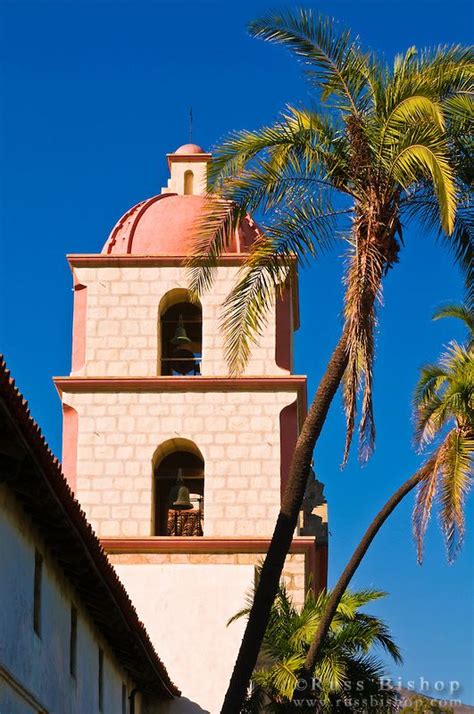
[0,355,180,699]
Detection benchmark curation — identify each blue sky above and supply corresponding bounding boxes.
[1,0,473,704]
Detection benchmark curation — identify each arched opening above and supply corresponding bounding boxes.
[153,439,204,536]
[183,170,194,195]
[159,289,202,376]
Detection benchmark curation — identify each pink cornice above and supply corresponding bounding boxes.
[67,254,249,268]
[101,536,327,593]
[54,375,308,425]
[166,153,212,167]
[53,374,307,395]
[100,536,317,555]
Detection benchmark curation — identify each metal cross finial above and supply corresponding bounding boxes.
[189,107,193,143]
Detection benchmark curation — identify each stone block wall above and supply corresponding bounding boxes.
[72,265,289,378]
[63,389,298,538]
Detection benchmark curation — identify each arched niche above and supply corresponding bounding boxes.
[183,170,194,195]
[158,289,202,376]
[152,438,204,536]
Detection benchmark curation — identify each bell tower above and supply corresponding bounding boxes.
[55,142,328,712]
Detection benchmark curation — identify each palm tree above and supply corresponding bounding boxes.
[433,303,474,348]
[186,11,473,710]
[413,327,473,563]
[230,581,401,712]
[294,305,473,699]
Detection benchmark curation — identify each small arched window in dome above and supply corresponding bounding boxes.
[184,170,194,195]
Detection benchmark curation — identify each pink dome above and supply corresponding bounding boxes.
[102,193,260,256]
[174,143,206,155]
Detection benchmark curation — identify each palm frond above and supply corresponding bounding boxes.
[185,199,245,297]
[413,328,473,563]
[210,107,352,206]
[249,9,369,113]
[414,363,448,405]
[438,429,473,561]
[380,94,446,147]
[414,365,449,447]
[315,649,348,698]
[410,44,474,100]
[402,190,474,310]
[443,205,474,310]
[220,244,288,376]
[208,122,304,188]
[433,302,474,336]
[349,613,402,663]
[443,93,474,130]
[414,341,473,448]
[230,577,400,706]
[413,448,444,563]
[221,197,346,375]
[186,19,471,485]
[270,655,305,701]
[341,235,384,464]
[391,142,456,234]
[340,653,400,709]
[332,588,388,616]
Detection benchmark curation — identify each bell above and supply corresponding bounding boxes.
[170,347,195,376]
[172,484,193,510]
[170,469,193,511]
[171,315,191,346]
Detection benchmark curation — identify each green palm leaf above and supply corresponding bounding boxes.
[439,429,473,560]
[413,312,473,562]
[391,143,456,233]
[187,11,472,483]
[433,302,474,337]
[249,9,369,112]
[232,580,401,707]
[383,94,445,133]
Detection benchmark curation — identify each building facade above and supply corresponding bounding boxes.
[55,143,328,712]
[0,358,180,714]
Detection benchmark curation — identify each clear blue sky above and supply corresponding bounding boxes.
[1,0,473,704]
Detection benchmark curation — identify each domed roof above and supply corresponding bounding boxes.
[173,143,206,155]
[102,193,260,256]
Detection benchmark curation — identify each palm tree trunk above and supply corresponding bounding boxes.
[292,455,437,704]
[221,327,350,714]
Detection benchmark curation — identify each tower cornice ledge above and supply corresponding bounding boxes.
[100,535,320,554]
[101,536,327,596]
[67,253,253,268]
[54,374,307,397]
[54,376,308,425]
[54,375,306,388]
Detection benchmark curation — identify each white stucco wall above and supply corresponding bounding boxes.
[115,563,254,714]
[72,265,288,378]
[0,485,137,714]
